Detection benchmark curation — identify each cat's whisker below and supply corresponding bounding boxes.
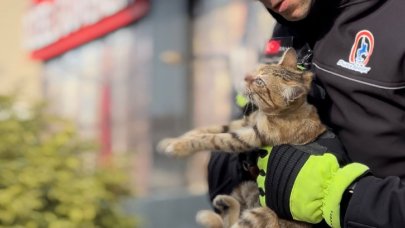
[249,93,253,103]
[242,108,247,118]
[242,101,249,118]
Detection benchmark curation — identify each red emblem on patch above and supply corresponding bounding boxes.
[349,30,374,66]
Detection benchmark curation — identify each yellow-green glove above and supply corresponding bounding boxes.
[256,135,369,228]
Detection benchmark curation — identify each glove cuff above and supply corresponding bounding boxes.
[322,163,369,228]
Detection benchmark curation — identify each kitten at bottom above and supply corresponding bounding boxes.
[196,181,311,228]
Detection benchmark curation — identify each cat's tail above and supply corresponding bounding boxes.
[196,210,224,228]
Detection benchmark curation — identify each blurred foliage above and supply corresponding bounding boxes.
[0,96,136,228]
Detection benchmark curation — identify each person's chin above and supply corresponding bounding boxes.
[280,10,309,21]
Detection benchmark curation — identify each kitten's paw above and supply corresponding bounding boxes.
[213,195,239,214]
[196,210,223,228]
[165,140,192,157]
[157,138,192,157]
[156,138,176,153]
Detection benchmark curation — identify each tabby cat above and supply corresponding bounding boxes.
[158,48,325,227]
[157,48,326,156]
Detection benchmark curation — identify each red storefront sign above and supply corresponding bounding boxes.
[24,0,150,60]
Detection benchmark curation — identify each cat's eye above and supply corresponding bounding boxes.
[255,78,265,87]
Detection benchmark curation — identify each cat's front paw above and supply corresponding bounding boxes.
[157,138,175,153]
[156,138,172,153]
[157,138,192,157]
[166,140,193,157]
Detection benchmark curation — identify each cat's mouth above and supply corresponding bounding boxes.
[248,93,255,103]
[243,88,256,105]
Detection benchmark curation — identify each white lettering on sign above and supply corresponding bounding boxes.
[23,0,134,50]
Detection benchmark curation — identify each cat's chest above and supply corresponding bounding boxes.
[254,114,299,133]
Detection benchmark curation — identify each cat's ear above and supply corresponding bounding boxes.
[282,85,306,103]
[278,48,297,69]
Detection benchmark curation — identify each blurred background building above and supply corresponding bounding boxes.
[0,1,42,104]
[1,0,275,227]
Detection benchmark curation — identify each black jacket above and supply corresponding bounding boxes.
[208,0,405,227]
[271,0,405,227]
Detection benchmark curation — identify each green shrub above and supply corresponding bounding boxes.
[0,96,136,228]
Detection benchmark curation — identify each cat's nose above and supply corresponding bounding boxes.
[244,74,254,83]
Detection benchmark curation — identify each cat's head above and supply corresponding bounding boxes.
[243,48,313,115]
